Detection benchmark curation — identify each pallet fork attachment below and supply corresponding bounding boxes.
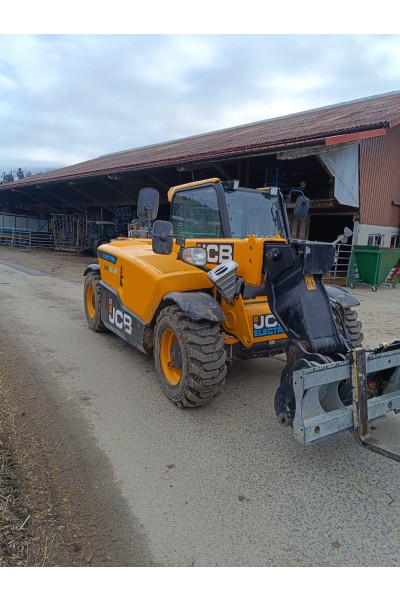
[291,343,400,462]
[352,347,400,462]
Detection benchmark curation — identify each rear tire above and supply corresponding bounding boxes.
[154,305,227,407]
[84,272,106,332]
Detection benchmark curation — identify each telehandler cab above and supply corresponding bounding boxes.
[84,178,400,461]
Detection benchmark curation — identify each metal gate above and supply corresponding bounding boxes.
[329,243,353,281]
[51,214,89,252]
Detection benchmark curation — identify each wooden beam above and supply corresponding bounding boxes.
[148,173,169,191]
[37,186,85,213]
[102,179,134,203]
[215,165,232,180]
[67,183,107,210]
[245,159,251,187]
[326,128,386,146]
[9,188,56,212]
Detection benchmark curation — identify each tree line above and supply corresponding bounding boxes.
[0,168,37,184]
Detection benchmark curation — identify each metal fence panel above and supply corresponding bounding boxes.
[0,228,54,250]
[0,227,31,249]
[30,231,54,249]
[3,215,16,228]
[329,243,353,281]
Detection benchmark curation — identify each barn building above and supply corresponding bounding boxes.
[1,90,399,251]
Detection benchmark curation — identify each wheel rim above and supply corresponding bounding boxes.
[86,285,96,319]
[160,327,182,386]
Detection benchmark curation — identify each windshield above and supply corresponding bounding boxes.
[225,189,287,239]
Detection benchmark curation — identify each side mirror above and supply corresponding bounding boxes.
[333,227,353,246]
[137,187,159,221]
[344,227,353,238]
[293,193,310,220]
[152,220,174,255]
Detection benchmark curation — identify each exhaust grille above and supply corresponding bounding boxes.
[207,260,238,303]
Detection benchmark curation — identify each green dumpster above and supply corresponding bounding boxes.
[351,245,400,290]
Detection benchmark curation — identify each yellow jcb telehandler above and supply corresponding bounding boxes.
[84,178,400,461]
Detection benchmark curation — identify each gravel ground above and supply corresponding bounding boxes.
[0,343,86,566]
[0,247,91,283]
[0,249,135,566]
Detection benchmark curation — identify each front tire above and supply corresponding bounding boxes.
[332,305,363,347]
[84,272,106,332]
[154,305,227,407]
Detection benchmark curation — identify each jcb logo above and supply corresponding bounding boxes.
[196,243,233,264]
[253,314,284,337]
[109,306,133,335]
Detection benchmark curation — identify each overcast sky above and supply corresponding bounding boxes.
[1,33,400,174]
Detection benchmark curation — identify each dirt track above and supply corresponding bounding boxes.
[0,248,91,283]
[1,247,400,567]
[0,249,150,566]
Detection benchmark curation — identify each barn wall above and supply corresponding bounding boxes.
[359,125,400,227]
[354,222,399,247]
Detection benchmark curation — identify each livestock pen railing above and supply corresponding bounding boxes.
[0,228,54,250]
[328,243,353,282]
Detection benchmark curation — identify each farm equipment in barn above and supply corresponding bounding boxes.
[83,179,400,462]
[85,220,116,255]
[52,214,116,254]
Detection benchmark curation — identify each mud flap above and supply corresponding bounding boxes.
[291,345,400,460]
[164,292,224,322]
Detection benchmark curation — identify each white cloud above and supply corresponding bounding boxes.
[0,34,399,173]
[131,36,217,92]
[361,36,400,80]
[1,35,61,93]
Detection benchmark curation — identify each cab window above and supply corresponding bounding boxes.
[171,186,222,238]
[100,224,116,237]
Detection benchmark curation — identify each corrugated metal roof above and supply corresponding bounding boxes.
[3,90,400,190]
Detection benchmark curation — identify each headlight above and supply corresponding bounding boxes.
[182,247,207,266]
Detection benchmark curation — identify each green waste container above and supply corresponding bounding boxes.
[351,245,400,290]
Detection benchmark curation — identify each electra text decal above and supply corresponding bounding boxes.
[104,264,117,274]
[100,251,118,264]
[253,314,284,337]
[108,299,132,334]
[196,243,233,264]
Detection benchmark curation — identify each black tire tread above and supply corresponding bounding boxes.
[333,305,364,347]
[344,307,364,346]
[154,305,227,408]
[84,272,106,332]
